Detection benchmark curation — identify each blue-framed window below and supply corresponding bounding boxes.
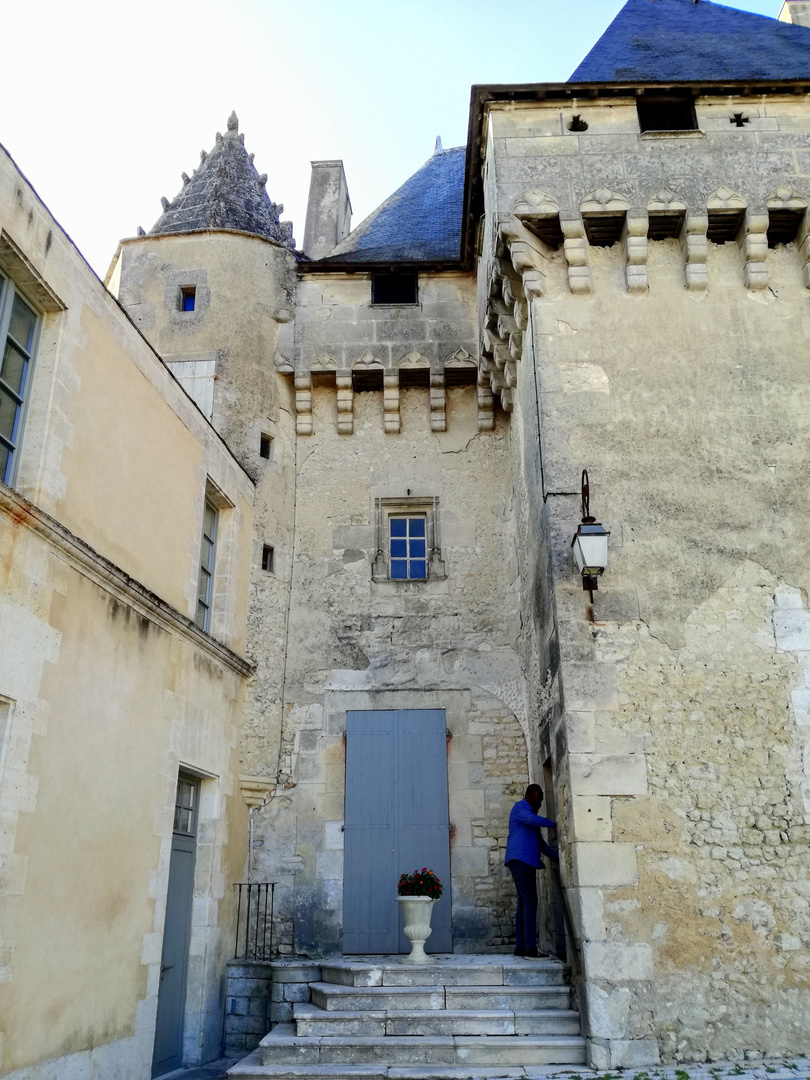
[0,273,39,487]
[389,516,427,580]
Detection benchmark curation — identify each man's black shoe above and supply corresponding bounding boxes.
[513,948,525,956]
[524,947,539,958]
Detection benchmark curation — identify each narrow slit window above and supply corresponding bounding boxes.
[260,433,273,460]
[0,273,40,486]
[195,499,218,631]
[261,545,274,573]
[180,286,197,312]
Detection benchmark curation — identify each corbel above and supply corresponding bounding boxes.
[477,373,495,432]
[623,209,649,293]
[499,216,549,298]
[336,370,354,435]
[492,341,511,371]
[681,212,708,291]
[430,373,446,432]
[294,373,313,435]
[740,208,769,290]
[560,211,592,295]
[383,373,400,434]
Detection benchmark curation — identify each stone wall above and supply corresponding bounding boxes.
[482,93,810,1064]
[246,266,536,956]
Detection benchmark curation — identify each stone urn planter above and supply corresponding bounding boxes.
[396,896,437,964]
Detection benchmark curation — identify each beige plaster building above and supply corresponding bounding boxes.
[2,1,810,1076]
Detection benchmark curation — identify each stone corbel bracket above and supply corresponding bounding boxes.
[623,209,649,293]
[294,374,313,435]
[239,774,274,809]
[740,207,770,291]
[559,211,592,295]
[477,212,552,420]
[681,211,709,291]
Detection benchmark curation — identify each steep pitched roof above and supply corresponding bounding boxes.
[319,147,465,264]
[570,0,810,82]
[149,112,294,247]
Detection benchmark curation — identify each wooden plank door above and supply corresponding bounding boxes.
[343,710,451,954]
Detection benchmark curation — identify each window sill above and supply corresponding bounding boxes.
[639,130,704,139]
[371,577,449,596]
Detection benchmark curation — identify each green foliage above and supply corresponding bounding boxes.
[397,867,442,898]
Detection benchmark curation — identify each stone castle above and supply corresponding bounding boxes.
[1,0,810,1076]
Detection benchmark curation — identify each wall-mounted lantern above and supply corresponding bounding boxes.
[571,470,609,599]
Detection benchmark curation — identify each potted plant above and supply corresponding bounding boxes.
[396,868,442,964]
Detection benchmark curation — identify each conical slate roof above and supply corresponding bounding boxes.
[319,146,465,264]
[570,0,810,82]
[149,112,294,248]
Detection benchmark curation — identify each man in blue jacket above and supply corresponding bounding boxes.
[505,784,558,957]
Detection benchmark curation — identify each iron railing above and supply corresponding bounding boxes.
[234,882,275,960]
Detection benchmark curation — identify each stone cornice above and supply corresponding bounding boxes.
[1,483,254,679]
[462,79,810,268]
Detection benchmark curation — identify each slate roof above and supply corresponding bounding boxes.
[319,147,465,264]
[149,112,294,248]
[570,0,810,83]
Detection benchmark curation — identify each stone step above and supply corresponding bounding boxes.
[259,1026,586,1068]
[319,958,568,988]
[293,1003,581,1038]
[309,983,571,1013]
[228,1057,577,1080]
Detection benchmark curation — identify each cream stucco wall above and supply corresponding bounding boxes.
[0,145,255,1078]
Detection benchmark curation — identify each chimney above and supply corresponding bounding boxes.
[778,1,810,27]
[303,161,352,261]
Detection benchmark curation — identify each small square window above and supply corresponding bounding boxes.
[260,433,273,460]
[371,272,418,306]
[262,545,274,573]
[637,95,698,133]
[179,286,196,312]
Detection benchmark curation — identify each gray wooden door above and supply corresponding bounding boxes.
[152,776,199,1077]
[343,710,451,954]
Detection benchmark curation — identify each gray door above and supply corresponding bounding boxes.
[152,775,199,1077]
[343,710,451,954]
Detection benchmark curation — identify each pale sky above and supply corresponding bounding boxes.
[0,0,784,276]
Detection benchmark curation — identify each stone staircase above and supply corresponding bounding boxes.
[228,955,586,1079]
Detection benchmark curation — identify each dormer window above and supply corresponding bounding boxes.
[371,272,418,306]
[637,95,698,133]
[179,286,196,312]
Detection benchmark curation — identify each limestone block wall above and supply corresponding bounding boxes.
[291,273,480,436]
[250,369,533,956]
[482,94,810,1065]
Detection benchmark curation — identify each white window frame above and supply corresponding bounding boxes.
[0,272,41,488]
[372,496,446,582]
